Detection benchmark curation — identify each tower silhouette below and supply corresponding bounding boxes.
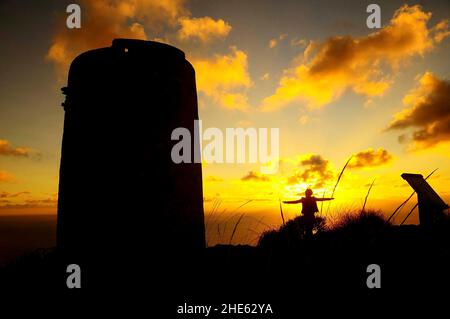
[57,39,205,288]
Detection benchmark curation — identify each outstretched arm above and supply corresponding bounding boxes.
[283,199,302,204]
[315,197,334,201]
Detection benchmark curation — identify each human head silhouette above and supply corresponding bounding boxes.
[305,188,313,197]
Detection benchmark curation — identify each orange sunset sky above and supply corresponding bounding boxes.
[0,0,449,244]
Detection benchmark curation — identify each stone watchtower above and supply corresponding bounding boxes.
[57,39,205,287]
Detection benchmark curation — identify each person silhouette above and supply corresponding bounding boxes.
[283,188,334,238]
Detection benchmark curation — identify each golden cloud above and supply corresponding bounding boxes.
[0,139,38,158]
[432,20,450,43]
[268,34,287,49]
[387,72,450,149]
[268,38,277,49]
[0,191,30,198]
[47,0,193,79]
[178,16,231,42]
[348,148,393,169]
[192,47,252,111]
[261,5,449,111]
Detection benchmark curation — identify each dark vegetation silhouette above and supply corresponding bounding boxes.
[2,207,450,314]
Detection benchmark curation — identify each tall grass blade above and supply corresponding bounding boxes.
[229,213,245,245]
[362,179,375,212]
[227,200,252,245]
[320,190,326,214]
[331,155,353,199]
[327,155,353,213]
[279,198,285,225]
[233,199,252,213]
[400,202,418,225]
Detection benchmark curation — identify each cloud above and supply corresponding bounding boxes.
[268,39,278,49]
[432,20,450,43]
[348,148,393,169]
[290,38,307,47]
[205,175,224,182]
[261,5,449,111]
[203,196,215,203]
[0,201,57,209]
[192,47,252,111]
[287,154,334,188]
[178,16,231,42]
[24,198,58,205]
[47,0,190,79]
[268,34,287,48]
[47,0,242,110]
[0,191,30,198]
[0,139,36,157]
[241,171,270,182]
[0,192,58,209]
[0,171,15,183]
[386,72,450,149]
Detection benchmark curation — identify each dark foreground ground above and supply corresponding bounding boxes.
[0,215,56,265]
[0,212,449,315]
